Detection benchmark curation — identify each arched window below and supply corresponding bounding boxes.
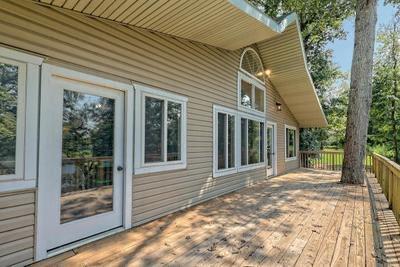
[238,48,265,114]
[240,48,265,83]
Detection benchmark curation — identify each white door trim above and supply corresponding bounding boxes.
[266,121,277,177]
[35,64,134,261]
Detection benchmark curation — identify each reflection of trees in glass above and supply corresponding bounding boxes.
[248,120,260,164]
[228,115,235,168]
[0,63,18,175]
[217,113,226,169]
[286,128,296,158]
[241,118,248,165]
[62,90,114,193]
[145,97,163,163]
[167,102,181,161]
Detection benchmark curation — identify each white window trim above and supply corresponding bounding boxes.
[237,71,266,117]
[266,121,278,177]
[238,112,266,172]
[285,124,298,161]
[0,46,43,192]
[134,84,187,175]
[213,105,238,178]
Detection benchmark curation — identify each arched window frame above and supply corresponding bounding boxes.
[237,48,266,116]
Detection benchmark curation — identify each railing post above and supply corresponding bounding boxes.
[389,170,394,209]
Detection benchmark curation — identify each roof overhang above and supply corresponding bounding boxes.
[34,0,327,128]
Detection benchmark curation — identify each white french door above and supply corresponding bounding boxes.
[37,65,125,255]
[266,123,277,177]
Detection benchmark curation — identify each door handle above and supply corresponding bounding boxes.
[117,166,124,171]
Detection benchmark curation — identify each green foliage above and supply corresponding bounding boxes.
[369,16,400,162]
[0,63,18,174]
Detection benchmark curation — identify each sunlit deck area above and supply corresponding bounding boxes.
[35,169,400,266]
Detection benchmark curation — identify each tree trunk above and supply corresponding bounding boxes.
[341,0,378,184]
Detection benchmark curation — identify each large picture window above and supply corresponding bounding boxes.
[135,85,187,174]
[285,125,297,161]
[213,106,237,177]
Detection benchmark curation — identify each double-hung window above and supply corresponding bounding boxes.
[213,106,237,177]
[285,125,297,161]
[239,115,265,170]
[135,84,187,174]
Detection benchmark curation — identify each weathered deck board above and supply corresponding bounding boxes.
[34,169,400,266]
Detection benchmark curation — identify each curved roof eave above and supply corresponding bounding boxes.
[228,0,327,128]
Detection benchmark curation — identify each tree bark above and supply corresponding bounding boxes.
[341,0,378,184]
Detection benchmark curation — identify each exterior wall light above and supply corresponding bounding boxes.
[265,69,271,77]
[276,102,282,111]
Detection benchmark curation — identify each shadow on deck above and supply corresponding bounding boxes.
[34,169,400,266]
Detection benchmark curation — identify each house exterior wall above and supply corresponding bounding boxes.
[0,190,35,266]
[0,1,300,263]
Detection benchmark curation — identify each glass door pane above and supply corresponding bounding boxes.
[266,127,273,169]
[61,90,115,224]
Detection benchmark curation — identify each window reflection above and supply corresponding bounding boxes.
[0,63,18,175]
[248,120,260,164]
[167,102,181,161]
[61,90,114,224]
[145,96,164,163]
[241,80,252,108]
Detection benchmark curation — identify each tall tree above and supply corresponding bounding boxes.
[341,0,378,184]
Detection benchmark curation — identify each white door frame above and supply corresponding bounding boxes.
[266,121,277,177]
[35,64,134,261]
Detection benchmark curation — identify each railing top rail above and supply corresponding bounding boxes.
[299,151,344,154]
[373,153,400,176]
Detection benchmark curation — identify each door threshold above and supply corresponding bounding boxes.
[46,227,124,259]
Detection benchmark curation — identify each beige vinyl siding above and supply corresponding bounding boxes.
[0,0,298,232]
[0,190,35,266]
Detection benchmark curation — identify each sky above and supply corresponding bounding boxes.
[328,1,398,73]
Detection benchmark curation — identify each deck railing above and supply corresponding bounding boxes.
[372,153,400,223]
[299,150,373,173]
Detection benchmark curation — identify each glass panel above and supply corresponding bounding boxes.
[241,80,252,108]
[61,90,115,224]
[217,113,226,170]
[241,50,264,82]
[241,118,247,165]
[266,127,273,169]
[145,96,164,163]
[260,122,265,163]
[0,62,18,175]
[255,88,264,112]
[228,115,235,168]
[286,128,296,158]
[167,102,181,161]
[248,120,260,164]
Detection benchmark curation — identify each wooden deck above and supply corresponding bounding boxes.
[35,169,400,266]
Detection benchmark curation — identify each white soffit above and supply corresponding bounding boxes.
[34,0,327,127]
[257,22,328,128]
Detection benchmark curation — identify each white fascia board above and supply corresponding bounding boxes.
[228,0,299,33]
